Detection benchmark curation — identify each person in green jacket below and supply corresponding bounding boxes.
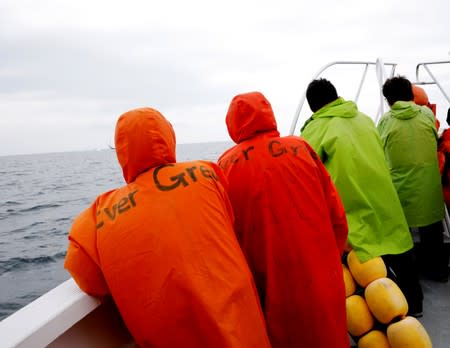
[301,78,423,316]
[379,76,448,283]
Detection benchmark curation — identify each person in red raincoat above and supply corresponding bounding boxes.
[218,92,349,348]
[64,107,271,348]
[438,108,450,206]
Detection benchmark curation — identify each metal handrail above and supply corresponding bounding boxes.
[290,60,397,135]
[415,61,450,104]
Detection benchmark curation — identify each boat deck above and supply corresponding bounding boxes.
[419,276,450,348]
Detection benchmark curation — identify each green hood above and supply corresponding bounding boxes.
[390,101,421,120]
[314,97,358,119]
[301,98,358,132]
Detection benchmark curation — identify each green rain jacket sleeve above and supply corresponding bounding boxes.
[300,119,330,162]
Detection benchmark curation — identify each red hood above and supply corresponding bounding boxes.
[413,85,429,106]
[115,108,176,183]
[226,92,279,143]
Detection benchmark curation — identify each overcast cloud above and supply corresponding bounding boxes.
[0,0,449,156]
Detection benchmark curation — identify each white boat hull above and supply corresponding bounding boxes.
[0,278,135,348]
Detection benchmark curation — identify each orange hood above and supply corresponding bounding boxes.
[412,85,429,106]
[115,107,176,183]
[226,92,279,143]
[412,85,437,118]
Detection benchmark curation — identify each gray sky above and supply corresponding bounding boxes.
[0,0,449,156]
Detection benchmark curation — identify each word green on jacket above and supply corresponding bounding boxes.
[301,98,413,262]
[378,101,444,227]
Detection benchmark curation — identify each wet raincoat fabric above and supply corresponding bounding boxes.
[64,108,271,348]
[301,98,413,262]
[378,101,445,227]
[218,92,349,348]
[438,129,450,206]
[413,85,438,128]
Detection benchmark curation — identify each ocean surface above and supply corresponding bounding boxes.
[0,141,232,321]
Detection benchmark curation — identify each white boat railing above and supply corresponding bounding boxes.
[415,61,450,104]
[289,60,397,135]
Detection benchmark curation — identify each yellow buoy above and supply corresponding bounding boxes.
[364,277,408,324]
[346,295,374,337]
[387,316,432,348]
[358,330,391,348]
[343,264,356,297]
[347,250,387,287]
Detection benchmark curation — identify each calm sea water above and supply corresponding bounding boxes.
[0,141,232,321]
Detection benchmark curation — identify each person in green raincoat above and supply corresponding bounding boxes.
[379,76,448,283]
[301,78,423,316]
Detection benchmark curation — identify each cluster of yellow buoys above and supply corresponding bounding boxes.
[344,250,432,348]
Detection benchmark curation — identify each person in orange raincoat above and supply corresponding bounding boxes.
[64,108,271,348]
[218,92,349,348]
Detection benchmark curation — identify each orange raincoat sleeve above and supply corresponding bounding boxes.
[64,202,109,297]
[304,141,348,254]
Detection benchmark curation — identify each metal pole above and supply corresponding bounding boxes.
[290,61,396,135]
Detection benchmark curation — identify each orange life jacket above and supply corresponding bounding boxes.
[64,108,271,348]
[219,92,349,348]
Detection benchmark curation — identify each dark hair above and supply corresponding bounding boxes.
[447,107,450,126]
[306,78,339,112]
[382,76,414,106]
